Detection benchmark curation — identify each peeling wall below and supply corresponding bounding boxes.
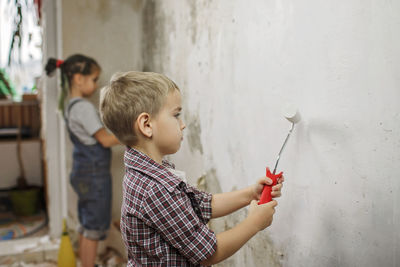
[59,0,399,266]
[143,1,400,267]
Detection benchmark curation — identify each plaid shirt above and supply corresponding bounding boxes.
[121,147,217,266]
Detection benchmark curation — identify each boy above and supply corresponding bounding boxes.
[100,71,283,266]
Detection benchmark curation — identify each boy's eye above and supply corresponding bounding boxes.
[174,113,181,118]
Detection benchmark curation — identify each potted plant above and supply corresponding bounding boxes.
[2,0,42,217]
[9,104,41,216]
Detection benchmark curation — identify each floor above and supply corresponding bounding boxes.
[0,187,126,266]
[0,230,59,266]
[0,223,126,266]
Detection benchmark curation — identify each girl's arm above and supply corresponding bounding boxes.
[94,128,120,147]
[211,176,283,218]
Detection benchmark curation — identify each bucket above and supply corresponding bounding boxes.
[9,187,40,216]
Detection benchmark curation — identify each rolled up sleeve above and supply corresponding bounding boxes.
[187,184,213,223]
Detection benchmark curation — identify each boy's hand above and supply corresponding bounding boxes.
[248,200,277,231]
[251,176,284,201]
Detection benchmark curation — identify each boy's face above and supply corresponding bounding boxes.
[152,89,186,156]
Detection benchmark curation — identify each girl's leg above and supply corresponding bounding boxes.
[78,234,82,258]
[80,236,98,267]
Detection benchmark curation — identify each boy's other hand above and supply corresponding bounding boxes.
[248,200,277,231]
[252,176,285,201]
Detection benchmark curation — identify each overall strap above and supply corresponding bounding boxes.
[64,98,85,144]
[65,98,84,124]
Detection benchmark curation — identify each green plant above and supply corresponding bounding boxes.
[0,69,16,99]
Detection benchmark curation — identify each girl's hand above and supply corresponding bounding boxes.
[251,175,285,201]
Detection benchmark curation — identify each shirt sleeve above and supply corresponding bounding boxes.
[70,101,103,136]
[141,184,217,264]
[186,183,213,222]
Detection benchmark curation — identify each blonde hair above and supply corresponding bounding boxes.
[100,71,179,146]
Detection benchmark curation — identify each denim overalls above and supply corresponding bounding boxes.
[66,99,112,240]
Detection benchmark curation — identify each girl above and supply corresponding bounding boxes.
[45,54,119,267]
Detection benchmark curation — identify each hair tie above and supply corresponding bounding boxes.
[56,59,64,68]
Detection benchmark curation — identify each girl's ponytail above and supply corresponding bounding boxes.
[45,58,63,76]
[44,57,67,111]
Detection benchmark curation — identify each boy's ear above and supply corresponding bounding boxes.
[136,112,152,138]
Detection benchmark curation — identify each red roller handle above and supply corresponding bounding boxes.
[258,167,283,204]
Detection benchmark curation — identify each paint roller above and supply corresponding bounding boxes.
[258,104,301,204]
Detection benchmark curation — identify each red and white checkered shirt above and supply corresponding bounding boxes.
[121,147,217,266]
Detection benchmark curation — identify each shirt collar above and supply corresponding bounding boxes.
[124,147,181,192]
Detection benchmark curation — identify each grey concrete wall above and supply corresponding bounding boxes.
[142,1,400,267]
[59,0,399,266]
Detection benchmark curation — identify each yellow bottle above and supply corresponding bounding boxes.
[58,219,76,267]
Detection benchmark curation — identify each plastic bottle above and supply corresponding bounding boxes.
[58,218,76,267]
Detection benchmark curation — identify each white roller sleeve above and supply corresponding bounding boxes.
[283,103,301,124]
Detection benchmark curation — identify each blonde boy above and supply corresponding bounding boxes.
[100,71,283,266]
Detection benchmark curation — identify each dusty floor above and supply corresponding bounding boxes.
[0,225,126,267]
[3,263,57,267]
[0,248,124,267]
